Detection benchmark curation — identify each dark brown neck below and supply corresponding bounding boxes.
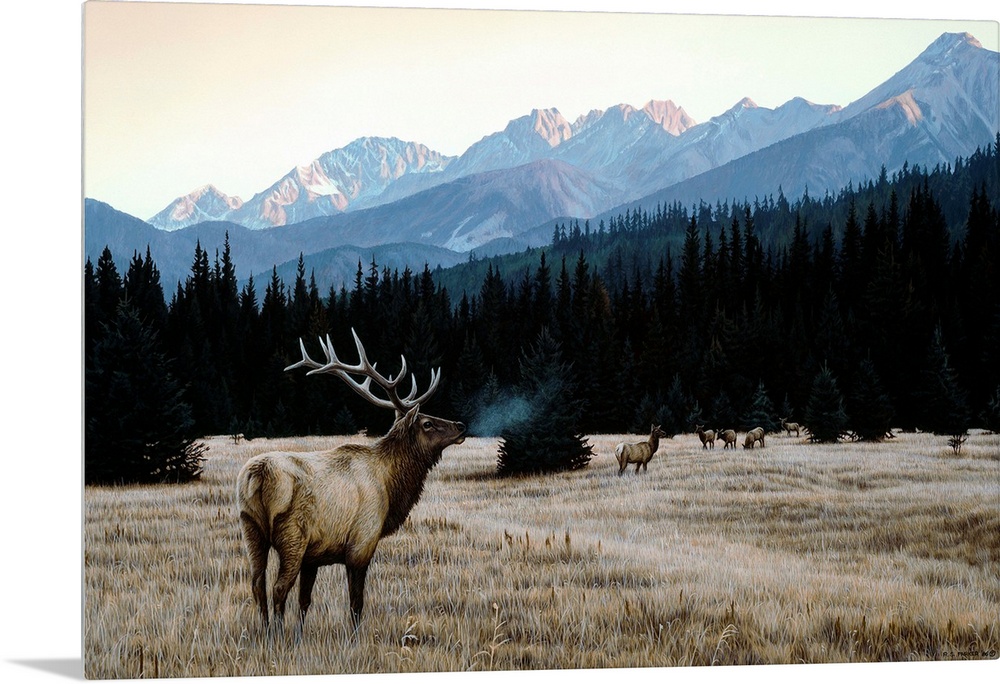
[648,432,660,453]
[375,427,442,537]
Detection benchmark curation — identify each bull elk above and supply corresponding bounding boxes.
[236,330,466,632]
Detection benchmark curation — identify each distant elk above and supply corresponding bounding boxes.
[615,424,668,475]
[236,330,466,631]
[695,424,717,449]
[743,427,766,449]
[780,418,803,437]
[719,429,738,449]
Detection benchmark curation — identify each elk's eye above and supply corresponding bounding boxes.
[422,421,433,429]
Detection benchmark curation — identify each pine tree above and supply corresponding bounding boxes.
[496,328,592,476]
[804,364,849,443]
[449,333,489,424]
[123,247,167,331]
[848,357,895,441]
[631,391,671,435]
[84,257,101,354]
[916,325,970,440]
[94,246,123,325]
[661,374,690,436]
[678,214,702,318]
[982,385,1000,434]
[740,381,781,433]
[85,303,206,484]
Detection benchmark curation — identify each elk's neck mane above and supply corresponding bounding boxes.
[374,421,443,536]
[648,432,661,452]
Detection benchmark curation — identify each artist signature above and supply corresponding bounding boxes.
[942,649,998,659]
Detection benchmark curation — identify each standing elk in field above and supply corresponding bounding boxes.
[743,426,766,449]
[236,330,466,632]
[779,417,803,437]
[719,429,738,449]
[695,424,717,449]
[615,424,668,475]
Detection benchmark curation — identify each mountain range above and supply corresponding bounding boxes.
[86,32,999,291]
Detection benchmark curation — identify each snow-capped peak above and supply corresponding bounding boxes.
[148,184,244,230]
[641,99,696,135]
[918,32,983,64]
[531,108,573,147]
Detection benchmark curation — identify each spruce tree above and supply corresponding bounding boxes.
[916,325,970,440]
[982,385,1000,434]
[848,357,895,441]
[496,328,592,476]
[661,374,690,436]
[85,303,206,484]
[94,246,123,325]
[804,364,849,443]
[631,391,670,436]
[740,381,781,433]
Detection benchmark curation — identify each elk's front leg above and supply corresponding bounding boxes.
[346,562,370,630]
[298,561,319,624]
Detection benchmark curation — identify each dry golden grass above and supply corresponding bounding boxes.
[83,430,1000,679]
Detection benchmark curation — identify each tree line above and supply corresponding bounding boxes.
[85,139,1000,482]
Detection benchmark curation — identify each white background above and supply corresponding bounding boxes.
[3,1,997,683]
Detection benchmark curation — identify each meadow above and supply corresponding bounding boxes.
[83,429,999,679]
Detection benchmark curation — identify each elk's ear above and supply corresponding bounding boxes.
[405,405,421,427]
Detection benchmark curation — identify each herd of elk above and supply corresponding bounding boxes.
[236,330,466,632]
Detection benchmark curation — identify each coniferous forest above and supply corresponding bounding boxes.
[84,139,1000,483]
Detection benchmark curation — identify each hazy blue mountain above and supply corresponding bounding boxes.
[148,185,245,231]
[287,157,620,253]
[148,137,455,230]
[615,32,998,216]
[87,32,999,295]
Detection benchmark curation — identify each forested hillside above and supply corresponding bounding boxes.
[84,138,1000,481]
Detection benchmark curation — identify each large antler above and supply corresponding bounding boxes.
[285,328,440,418]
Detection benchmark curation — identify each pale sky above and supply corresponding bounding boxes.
[83,0,1000,220]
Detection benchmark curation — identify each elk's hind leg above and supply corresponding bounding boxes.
[240,513,270,627]
[270,514,307,628]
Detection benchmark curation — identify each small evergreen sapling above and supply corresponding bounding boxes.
[496,329,593,476]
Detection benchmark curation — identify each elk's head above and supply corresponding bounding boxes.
[651,424,667,439]
[286,329,465,454]
[396,405,466,453]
